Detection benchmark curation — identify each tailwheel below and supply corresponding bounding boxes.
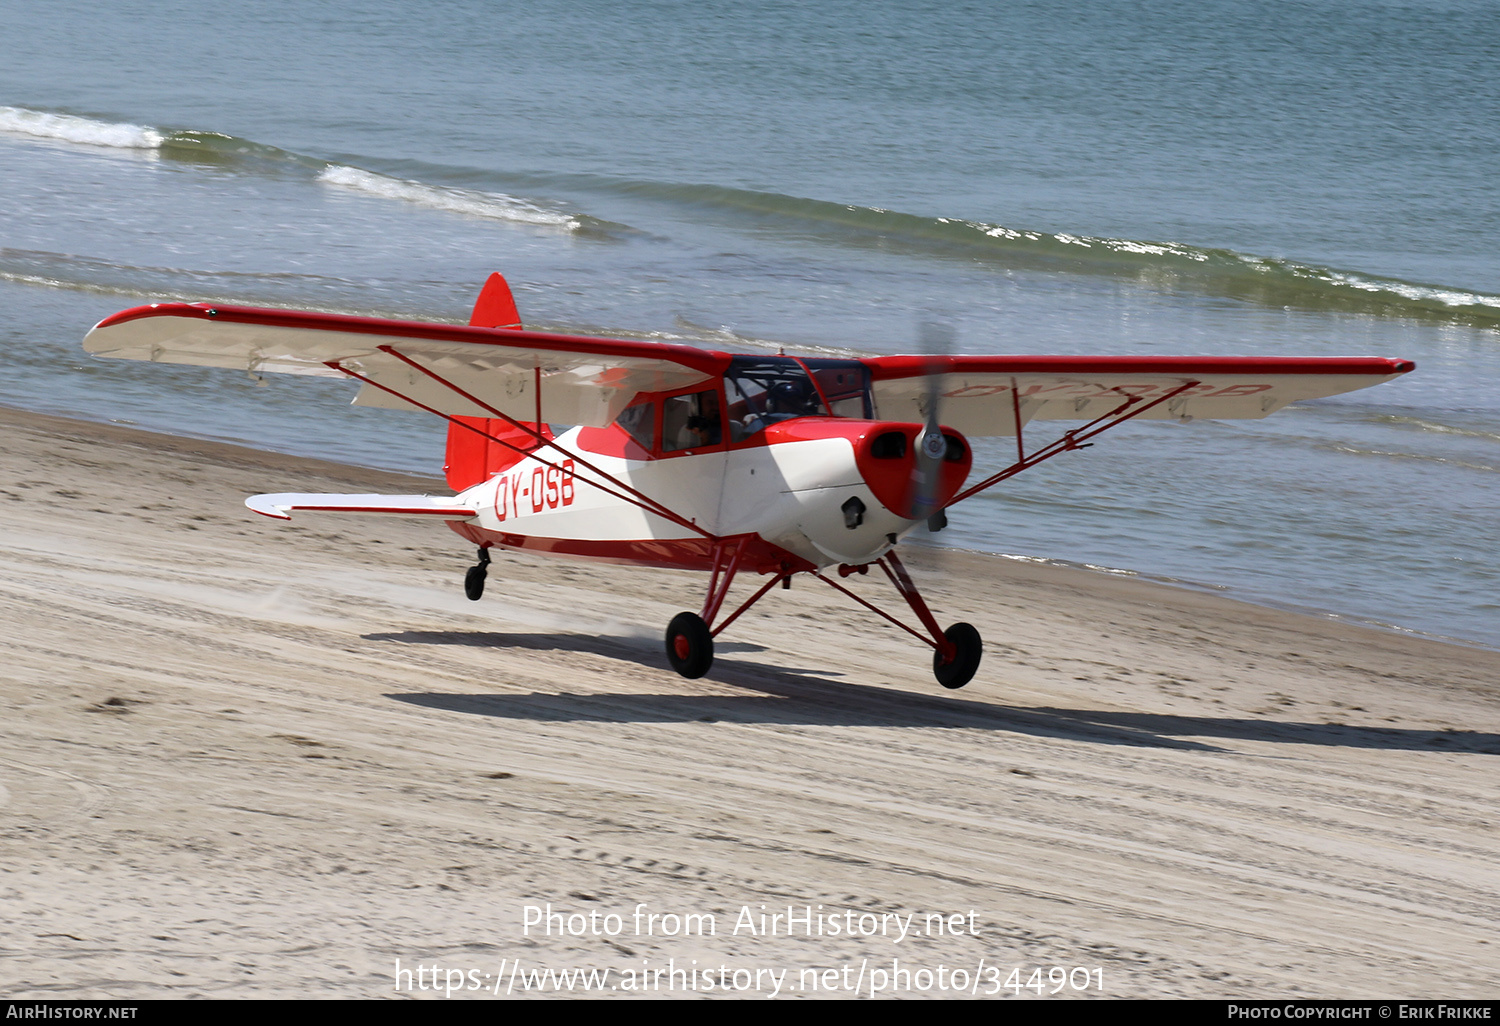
[464,547,490,601]
[665,611,714,679]
[933,622,982,690]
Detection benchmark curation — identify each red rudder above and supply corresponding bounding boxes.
[444,273,552,491]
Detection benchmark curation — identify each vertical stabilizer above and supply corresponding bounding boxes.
[444,273,553,491]
[468,271,522,329]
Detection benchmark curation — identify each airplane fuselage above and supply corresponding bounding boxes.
[448,417,970,574]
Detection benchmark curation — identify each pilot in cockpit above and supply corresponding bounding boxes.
[741,379,817,436]
[767,380,817,418]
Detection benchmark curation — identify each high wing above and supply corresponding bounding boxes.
[85,304,1414,434]
[866,355,1415,436]
[84,303,730,427]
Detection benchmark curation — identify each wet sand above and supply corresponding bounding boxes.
[1,404,1497,999]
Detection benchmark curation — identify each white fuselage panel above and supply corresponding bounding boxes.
[458,429,915,567]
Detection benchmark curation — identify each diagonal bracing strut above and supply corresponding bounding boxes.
[811,550,955,659]
[946,380,1202,508]
[374,345,711,535]
[325,351,716,540]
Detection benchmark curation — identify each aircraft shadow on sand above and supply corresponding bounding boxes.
[372,629,1499,755]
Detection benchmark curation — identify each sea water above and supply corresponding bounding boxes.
[1,0,1496,646]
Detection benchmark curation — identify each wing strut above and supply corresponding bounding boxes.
[374,345,711,537]
[709,571,793,637]
[680,538,805,639]
[945,380,1202,508]
[701,536,749,625]
[325,353,716,540]
[811,552,955,659]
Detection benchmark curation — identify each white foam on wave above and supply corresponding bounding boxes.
[0,106,163,148]
[1323,271,1500,311]
[1373,415,1500,444]
[944,216,1210,261]
[1322,443,1498,472]
[317,164,579,229]
[0,269,165,298]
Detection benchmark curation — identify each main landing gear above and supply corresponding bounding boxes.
[661,541,983,690]
[464,547,491,601]
[665,612,714,678]
[934,622,982,690]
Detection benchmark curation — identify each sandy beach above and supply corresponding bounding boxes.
[1,403,1497,999]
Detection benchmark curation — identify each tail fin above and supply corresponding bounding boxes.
[444,273,553,491]
[468,271,523,330]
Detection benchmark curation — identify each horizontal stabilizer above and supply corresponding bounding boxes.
[246,493,477,522]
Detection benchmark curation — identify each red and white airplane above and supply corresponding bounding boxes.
[84,273,1413,689]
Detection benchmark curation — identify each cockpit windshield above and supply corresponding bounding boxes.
[724,356,871,442]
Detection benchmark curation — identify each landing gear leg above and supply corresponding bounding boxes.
[464,546,491,601]
[812,550,984,690]
[665,539,742,678]
[664,538,788,680]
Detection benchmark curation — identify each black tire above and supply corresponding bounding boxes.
[464,564,487,601]
[665,611,714,678]
[933,622,982,689]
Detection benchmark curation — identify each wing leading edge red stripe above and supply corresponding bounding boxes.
[865,355,1415,379]
[92,303,732,376]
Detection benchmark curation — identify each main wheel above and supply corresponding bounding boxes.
[665,612,714,679]
[933,622,982,689]
[464,563,487,601]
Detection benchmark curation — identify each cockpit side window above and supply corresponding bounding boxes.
[809,365,873,419]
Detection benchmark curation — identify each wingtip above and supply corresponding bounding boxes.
[245,495,292,520]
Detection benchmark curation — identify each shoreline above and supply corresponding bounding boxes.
[3,401,1499,998]
[8,401,1492,656]
[979,548,1500,656]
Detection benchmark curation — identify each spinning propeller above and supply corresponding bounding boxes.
[910,320,955,531]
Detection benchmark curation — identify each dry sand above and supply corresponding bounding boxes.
[1,403,1497,999]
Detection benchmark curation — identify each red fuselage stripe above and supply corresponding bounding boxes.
[446,522,813,575]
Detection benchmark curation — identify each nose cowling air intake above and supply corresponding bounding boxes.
[856,424,972,519]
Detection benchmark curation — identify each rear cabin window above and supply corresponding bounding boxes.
[617,400,656,451]
[660,390,722,452]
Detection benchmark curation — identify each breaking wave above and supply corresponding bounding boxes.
[0,105,590,232]
[579,176,1500,328]
[6,105,1498,325]
[0,105,163,148]
[316,165,580,229]
[1366,414,1500,444]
